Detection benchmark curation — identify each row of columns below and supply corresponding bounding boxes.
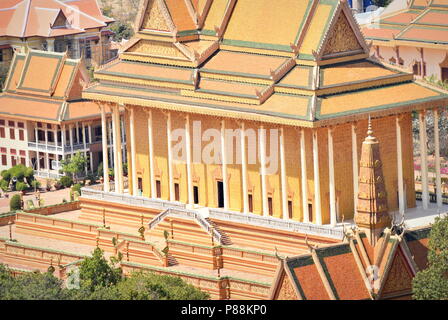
[100,104,125,193]
[418,109,443,210]
[107,104,443,226]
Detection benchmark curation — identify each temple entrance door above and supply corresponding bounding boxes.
[138,178,143,195]
[217,181,224,208]
[193,186,199,204]
[308,203,313,222]
[442,67,448,82]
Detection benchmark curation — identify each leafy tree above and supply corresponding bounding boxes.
[115,272,210,300]
[15,181,28,192]
[1,170,11,183]
[0,179,8,192]
[110,21,134,42]
[77,247,122,293]
[413,215,448,300]
[0,264,70,300]
[59,176,73,188]
[60,152,87,183]
[10,194,22,211]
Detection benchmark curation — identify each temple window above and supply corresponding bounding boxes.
[156,180,161,198]
[217,181,224,208]
[174,183,180,201]
[288,200,293,219]
[248,194,253,213]
[193,186,199,204]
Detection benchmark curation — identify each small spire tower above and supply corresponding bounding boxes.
[354,118,391,245]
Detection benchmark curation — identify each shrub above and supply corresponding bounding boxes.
[24,167,34,179]
[72,183,82,196]
[0,179,8,192]
[15,181,27,192]
[97,162,103,178]
[10,194,22,211]
[10,164,26,182]
[59,176,73,188]
[30,180,41,190]
[1,170,11,183]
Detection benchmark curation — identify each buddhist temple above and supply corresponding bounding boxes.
[362,0,448,81]
[83,0,447,225]
[0,0,447,300]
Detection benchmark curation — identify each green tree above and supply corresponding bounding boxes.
[115,272,210,300]
[412,215,448,300]
[10,194,22,211]
[0,264,70,300]
[60,152,87,183]
[77,247,122,293]
[110,21,134,42]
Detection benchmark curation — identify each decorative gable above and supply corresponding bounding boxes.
[52,10,68,28]
[381,248,414,298]
[322,10,364,57]
[126,40,187,59]
[140,0,173,32]
[275,272,299,300]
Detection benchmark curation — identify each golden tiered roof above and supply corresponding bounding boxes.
[83,0,448,127]
[354,120,391,245]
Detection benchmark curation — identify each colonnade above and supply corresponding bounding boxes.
[100,103,443,225]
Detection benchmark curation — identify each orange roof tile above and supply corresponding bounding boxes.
[320,61,397,87]
[0,94,62,122]
[320,248,370,300]
[202,50,286,77]
[164,0,197,32]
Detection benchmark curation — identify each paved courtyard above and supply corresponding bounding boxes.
[0,188,72,213]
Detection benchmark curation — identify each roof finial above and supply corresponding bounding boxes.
[367,115,373,137]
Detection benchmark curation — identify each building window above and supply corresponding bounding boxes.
[248,194,253,213]
[0,147,6,166]
[0,127,5,138]
[174,183,180,201]
[9,128,15,140]
[156,180,161,198]
[217,181,224,208]
[19,130,24,141]
[308,203,313,223]
[8,121,14,127]
[288,200,293,219]
[17,122,24,129]
[138,177,143,194]
[268,197,273,216]
[193,186,199,204]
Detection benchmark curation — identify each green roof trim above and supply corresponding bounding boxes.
[316,251,340,300]
[316,82,447,120]
[404,227,432,242]
[221,39,292,52]
[200,67,272,80]
[85,82,313,121]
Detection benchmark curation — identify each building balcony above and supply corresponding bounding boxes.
[28,141,64,154]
